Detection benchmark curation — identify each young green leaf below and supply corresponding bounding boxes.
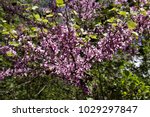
[9,41,20,47]
[6,51,14,57]
[107,17,115,23]
[56,0,65,7]
[34,14,41,21]
[32,6,38,10]
[127,20,137,30]
[89,34,97,39]
[118,11,128,17]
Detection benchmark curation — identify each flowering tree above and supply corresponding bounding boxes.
[0,0,149,94]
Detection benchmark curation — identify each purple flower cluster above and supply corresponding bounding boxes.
[68,0,100,20]
[115,0,148,5]
[0,22,147,81]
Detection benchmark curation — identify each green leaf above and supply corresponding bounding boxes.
[103,33,107,37]
[57,13,63,16]
[86,98,93,100]
[0,55,3,61]
[73,24,80,29]
[2,19,7,23]
[31,27,38,32]
[72,10,78,15]
[10,30,17,34]
[112,23,117,27]
[107,17,115,23]
[46,14,54,18]
[43,28,48,33]
[9,41,20,47]
[124,70,130,76]
[2,31,9,35]
[34,14,41,20]
[122,91,127,95]
[42,19,48,23]
[127,20,137,30]
[89,34,97,39]
[109,7,119,12]
[6,51,14,57]
[118,11,128,17]
[56,0,65,7]
[95,22,102,27]
[132,31,139,39]
[32,6,38,10]
[140,8,147,16]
